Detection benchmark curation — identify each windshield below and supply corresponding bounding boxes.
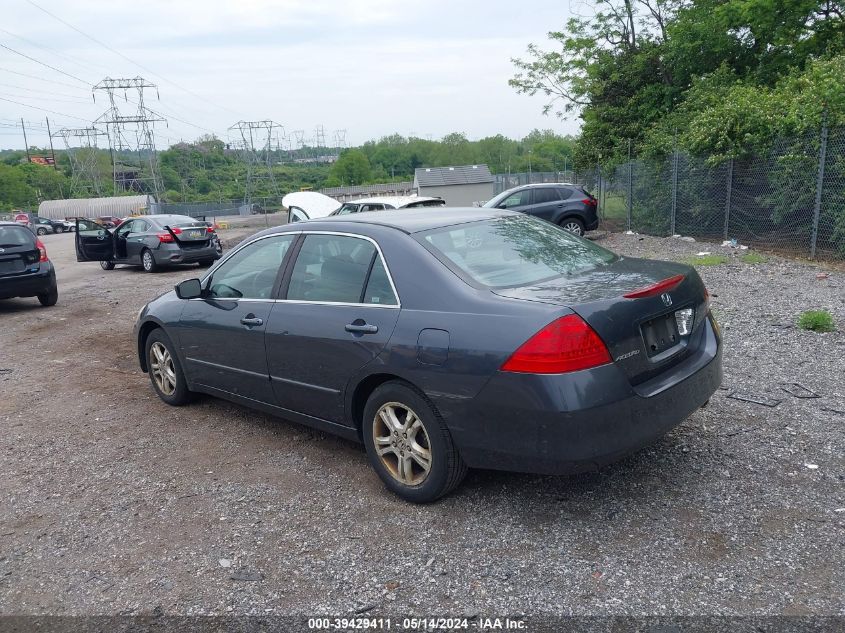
[419,215,617,288]
[336,204,360,215]
[0,225,35,247]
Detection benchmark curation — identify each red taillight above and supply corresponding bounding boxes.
[582,197,597,207]
[157,227,182,243]
[35,238,48,262]
[623,274,685,299]
[501,314,612,374]
[206,226,214,233]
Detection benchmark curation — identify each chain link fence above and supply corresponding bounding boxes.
[592,124,845,261]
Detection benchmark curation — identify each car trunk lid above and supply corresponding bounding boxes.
[492,257,709,384]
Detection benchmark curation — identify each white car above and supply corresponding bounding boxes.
[329,195,445,216]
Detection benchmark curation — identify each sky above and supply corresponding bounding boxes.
[0,0,585,151]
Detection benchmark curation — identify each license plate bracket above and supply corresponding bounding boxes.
[641,313,680,358]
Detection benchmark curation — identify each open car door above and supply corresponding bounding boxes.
[75,218,114,262]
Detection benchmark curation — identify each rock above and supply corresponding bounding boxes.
[218,558,232,568]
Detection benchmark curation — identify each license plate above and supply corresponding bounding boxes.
[0,259,24,274]
[188,230,203,239]
[641,313,680,357]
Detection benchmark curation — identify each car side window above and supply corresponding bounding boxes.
[286,234,381,304]
[116,220,135,236]
[362,256,398,305]
[499,190,532,208]
[207,235,295,300]
[557,188,573,199]
[134,220,150,232]
[533,188,561,204]
[78,219,109,238]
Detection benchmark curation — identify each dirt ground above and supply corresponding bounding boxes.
[0,224,843,617]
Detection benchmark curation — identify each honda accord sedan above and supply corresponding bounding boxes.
[134,208,722,502]
[76,215,221,272]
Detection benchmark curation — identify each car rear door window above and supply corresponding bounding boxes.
[207,235,295,300]
[362,256,398,305]
[557,187,573,199]
[532,188,561,204]
[287,234,388,304]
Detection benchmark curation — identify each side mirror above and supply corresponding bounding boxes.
[175,278,203,300]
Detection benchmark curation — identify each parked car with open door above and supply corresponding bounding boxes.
[75,214,222,272]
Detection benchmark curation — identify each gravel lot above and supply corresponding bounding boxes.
[0,226,843,617]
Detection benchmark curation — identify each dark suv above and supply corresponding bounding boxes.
[483,184,598,236]
[0,221,58,306]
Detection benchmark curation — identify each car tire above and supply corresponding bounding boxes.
[141,248,159,273]
[100,260,115,270]
[198,258,215,267]
[36,227,47,236]
[559,217,586,236]
[37,283,58,307]
[54,225,64,234]
[145,328,193,406]
[362,381,467,503]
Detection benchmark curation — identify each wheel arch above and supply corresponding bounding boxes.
[349,372,421,440]
[137,319,164,372]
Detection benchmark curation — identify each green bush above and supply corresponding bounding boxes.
[797,310,835,332]
[740,252,767,264]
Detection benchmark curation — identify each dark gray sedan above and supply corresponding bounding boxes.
[134,208,722,502]
[76,215,221,272]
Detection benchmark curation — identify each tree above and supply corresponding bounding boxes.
[329,149,372,185]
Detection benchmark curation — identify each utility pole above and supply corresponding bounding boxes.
[21,118,31,163]
[45,118,58,170]
[229,120,285,226]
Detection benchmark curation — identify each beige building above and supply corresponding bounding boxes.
[413,165,494,207]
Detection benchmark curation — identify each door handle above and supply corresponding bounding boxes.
[345,323,378,334]
[240,316,264,327]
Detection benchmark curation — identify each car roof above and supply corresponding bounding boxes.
[0,220,28,226]
[345,195,443,208]
[139,215,200,222]
[294,207,516,234]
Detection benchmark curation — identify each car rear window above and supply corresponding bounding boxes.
[0,225,35,247]
[419,216,616,288]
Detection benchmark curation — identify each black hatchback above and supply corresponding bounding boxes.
[75,215,222,272]
[0,221,58,306]
[483,183,598,236]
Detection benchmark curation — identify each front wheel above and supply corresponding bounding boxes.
[54,225,64,234]
[559,217,586,236]
[145,329,192,405]
[100,260,115,270]
[36,227,47,236]
[141,249,159,273]
[363,381,467,503]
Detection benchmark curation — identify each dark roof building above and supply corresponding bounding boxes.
[413,165,495,207]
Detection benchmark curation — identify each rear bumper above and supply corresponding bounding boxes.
[0,264,56,299]
[441,317,722,474]
[154,243,221,265]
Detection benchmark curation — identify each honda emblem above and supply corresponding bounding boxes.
[661,292,673,307]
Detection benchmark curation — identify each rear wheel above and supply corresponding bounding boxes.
[559,217,585,236]
[37,283,58,307]
[141,248,159,273]
[100,260,115,270]
[363,381,467,503]
[145,329,192,405]
[54,225,64,234]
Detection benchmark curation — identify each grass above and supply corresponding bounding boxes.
[601,193,627,219]
[741,252,767,264]
[797,310,835,332]
[685,254,728,266]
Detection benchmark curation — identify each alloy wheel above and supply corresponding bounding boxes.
[143,251,153,271]
[372,402,432,486]
[562,221,584,236]
[150,341,177,396]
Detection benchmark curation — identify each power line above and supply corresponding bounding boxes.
[0,81,90,100]
[25,0,242,118]
[0,26,114,78]
[0,95,90,122]
[0,66,87,90]
[0,42,90,85]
